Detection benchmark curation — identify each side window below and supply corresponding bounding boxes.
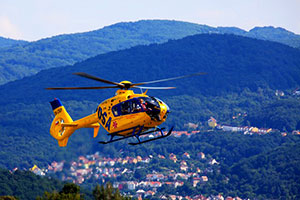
[112,106,119,116]
[131,99,142,113]
[121,101,131,115]
[112,98,143,116]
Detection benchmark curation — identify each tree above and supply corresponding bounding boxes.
[37,183,83,200]
[93,183,130,200]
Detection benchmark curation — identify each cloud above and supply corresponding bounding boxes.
[0,16,23,39]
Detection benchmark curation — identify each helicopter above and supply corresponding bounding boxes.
[46,72,205,147]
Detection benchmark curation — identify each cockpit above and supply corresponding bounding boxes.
[112,97,161,120]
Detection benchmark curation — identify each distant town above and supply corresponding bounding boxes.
[15,117,299,200]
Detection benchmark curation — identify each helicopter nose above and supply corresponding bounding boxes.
[164,101,170,113]
[161,101,170,120]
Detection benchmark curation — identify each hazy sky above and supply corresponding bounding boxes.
[0,0,299,41]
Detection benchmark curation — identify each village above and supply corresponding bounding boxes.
[30,146,234,200]
[29,131,214,194]
[27,117,300,200]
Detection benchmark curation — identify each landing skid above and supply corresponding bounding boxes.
[98,126,174,145]
[129,126,174,145]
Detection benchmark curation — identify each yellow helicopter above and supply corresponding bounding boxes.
[46,72,204,147]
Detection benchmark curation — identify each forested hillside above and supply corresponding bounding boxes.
[0,168,63,199]
[245,26,300,48]
[1,33,300,104]
[0,20,215,85]
[0,168,129,200]
[1,133,300,199]
[226,142,300,199]
[0,36,28,48]
[0,33,300,170]
[1,20,300,85]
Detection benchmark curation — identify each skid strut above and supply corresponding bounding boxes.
[98,126,174,145]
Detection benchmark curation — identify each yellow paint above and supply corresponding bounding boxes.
[50,89,169,147]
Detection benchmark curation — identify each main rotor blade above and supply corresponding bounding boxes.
[46,86,119,90]
[133,86,176,90]
[132,72,206,87]
[73,72,125,88]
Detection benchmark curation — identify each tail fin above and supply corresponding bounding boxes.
[49,98,77,147]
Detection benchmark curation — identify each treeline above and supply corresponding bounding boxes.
[0,36,28,48]
[0,168,130,200]
[0,168,63,200]
[37,182,131,200]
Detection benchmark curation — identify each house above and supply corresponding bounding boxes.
[148,181,162,187]
[293,89,300,96]
[108,160,115,166]
[169,153,177,163]
[198,152,206,159]
[191,130,200,134]
[215,194,224,200]
[196,168,202,173]
[174,181,184,188]
[193,177,201,187]
[275,90,285,97]
[30,165,45,176]
[200,176,208,183]
[126,181,137,190]
[222,125,238,132]
[180,160,187,166]
[182,152,190,159]
[173,131,188,137]
[281,132,287,137]
[208,117,217,128]
[142,157,151,163]
[184,122,199,129]
[168,195,178,200]
[192,194,207,200]
[209,159,219,165]
[136,156,142,162]
[292,130,300,135]
[175,173,189,180]
[144,190,155,197]
[76,176,84,184]
[146,173,165,181]
[136,189,145,195]
[180,165,188,172]
[50,161,64,172]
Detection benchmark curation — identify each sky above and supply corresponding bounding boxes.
[0,0,299,41]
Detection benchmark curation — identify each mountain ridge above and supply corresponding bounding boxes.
[1,33,300,105]
[1,19,300,85]
[0,36,28,48]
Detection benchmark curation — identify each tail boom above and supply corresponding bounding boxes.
[49,98,100,147]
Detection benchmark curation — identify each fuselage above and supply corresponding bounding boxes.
[49,89,170,146]
[97,89,170,136]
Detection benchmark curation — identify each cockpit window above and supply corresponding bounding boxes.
[111,97,161,117]
[112,98,142,117]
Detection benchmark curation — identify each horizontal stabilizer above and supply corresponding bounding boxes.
[61,123,78,127]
